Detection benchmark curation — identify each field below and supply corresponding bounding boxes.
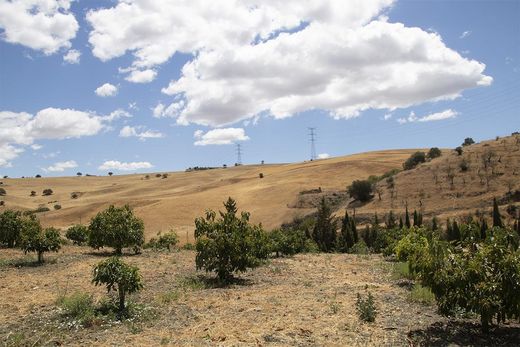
[3,247,520,346]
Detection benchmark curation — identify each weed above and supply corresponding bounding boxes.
[356,291,377,323]
[178,275,208,291]
[157,290,181,305]
[409,284,435,305]
[56,292,97,327]
[391,262,415,280]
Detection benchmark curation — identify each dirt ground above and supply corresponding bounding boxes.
[2,247,519,346]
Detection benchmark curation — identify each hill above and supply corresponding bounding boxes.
[0,149,416,238]
[354,134,520,225]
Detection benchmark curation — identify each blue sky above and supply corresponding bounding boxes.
[0,0,518,177]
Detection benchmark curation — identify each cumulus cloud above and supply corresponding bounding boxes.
[45,160,78,172]
[0,107,127,167]
[95,83,118,97]
[383,113,392,120]
[98,160,153,171]
[124,69,157,83]
[86,0,491,127]
[317,153,330,159]
[119,125,164,140]
[194,128,249,146]
[397,109,458,124]
[0,0,78,54]
[63,49,81,64]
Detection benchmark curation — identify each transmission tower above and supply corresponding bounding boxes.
[236,143,243,165]
[308,127,317,161]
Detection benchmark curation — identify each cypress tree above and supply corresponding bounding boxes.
[386,211,396,229]
[446,218,453,241]
[431,216,438,231]
[418,212,423,227]
[312,197,337,252]
[338,210,354,252]
[480,218,488,240]
[399,216,404,229]
[413,210,419,226]
[351,211,358,244]
[363,225,371,247]
[405,206,411,228]
[452,220,461,241]
[492,198,503,228]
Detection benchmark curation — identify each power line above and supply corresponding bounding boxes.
[236,143,242,165]
[308,127,317,161]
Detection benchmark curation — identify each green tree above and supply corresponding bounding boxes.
[0,187,6,196]
[88,205,144,254]
[337,210,355,252]
[347,180,373,202]
[454,146,463,156]
[92,257,143,313]
[66,224,89,245]
[405,206,411,228]
[403,152,426,170]
[427,147,442,159]
[19,217,61,263]
[312,197,337,252]
[386,211,397,229]
[492,198,503,228]
[462,137,475,146]
[194,197,268,282]
[0,210,23,247]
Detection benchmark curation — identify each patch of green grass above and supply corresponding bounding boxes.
[329,301,340,314]
[178,275,209,291]
[409,284,435,306]
[157,290,181,305]
[56,292,97,327]
[391,261,415,280]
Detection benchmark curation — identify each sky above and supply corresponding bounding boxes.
[0,0,519,177]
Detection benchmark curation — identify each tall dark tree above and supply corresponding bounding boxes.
[480,218,488,240]
[399,216,404,229]
[431,216,438,231]
[386,211,396,229]
[452,220,461,242]
[492,198,503,228]
[413,210,419,226]
[337,210,354,252]
[352,209,358,244]
[312,197,337,252]
[405,206,411,228]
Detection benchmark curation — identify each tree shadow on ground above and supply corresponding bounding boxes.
[408,320,520,346]
[178,274,254,290]
[85,250,141,257]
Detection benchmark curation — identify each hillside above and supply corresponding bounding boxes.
[0,150,416,238]
[355,134,520,224]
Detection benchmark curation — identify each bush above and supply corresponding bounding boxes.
[0,210,23,247]
[350,240,369,254]
[71,192,79,199]
[19,217,61,263]
[57,292,96,327]
[145,231,179,251]
[427,147,442,160]
[395,228,428,262]
[42,189,53,196]
[403,152,426,170]
[462,137,475,146]
[182,243,195,250]
[162,173,168,179]
[347,180,373,202]
[66,224,89,245]
[88,205,145,255]
[0,187,6,196]
[269,228,317,257]
[259,173,264,178]
[194,197,269,282]
[455,146,463,155]
[410,284,435,306]
[30,191,36,197]
[459,159,469,172]
[54,204,62,210]
[356,292,377,322]
[92,257,143,314]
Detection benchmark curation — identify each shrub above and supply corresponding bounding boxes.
[77,172,82,176]
[454,146,463,156]
[181,243,195,250]
[57,292,96,327]
[395,228,428,262]
[459,159,469,172]
[350,240,369,254]
[462,137,475,146]
[0,201,3,206]
[0,187,6,196]
[269,228,317,257]
[92,257,143,313]
[71,192,79,199]
[410,284,435,306]
[33,206,50,213]
[19,217,61,263]
[54,204,62,210]
[194,197,269,282]
[66,224,89,245]
[35,174,41,178]
[88,205,145,254]
[145,231,179,251]
[155,174,162,178]
[259,173,264,178]
[427,147,442,160]
[30,191,36,197]
[347,180,373,202]
[403,152,426,170]
[0,209,23,247]
[356,292,377,322]
[108,172,113,176]
[162,173,168,179]
[42,189,53,196]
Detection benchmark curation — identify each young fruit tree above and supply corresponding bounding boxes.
[194,197,269,282]
[92,257,143,314]
[88,205,144,254]
[19,216,61,263]
[0,209,23,248]
[66,224,89,245]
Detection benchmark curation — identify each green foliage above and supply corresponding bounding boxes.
[462,137,475,146]
[336,210,355,252]
[0,209,23,247]
[54,204,61,210]
[0,187,6,196]
[181,242,195,250]
[92,257,143,313]
[194,197,269,282]
[347,180,373,202]
[42,189,53,196]
[410,284,435,306]
[455,146,463,155]
[395,228,428,262]
[88,205,145,254]
[145,231,179,251]
[269,228,317,257]
[19,217,61,263]
[57,292,96,327]
[350,240,369,254]
[427,147,442,159]
[66,224,89,245]
[403,151,426,170]
[493,198,503,228]
[311,197,337,252]
[356,292,377,322]
[409,227,520,333]
[391,261,415,280]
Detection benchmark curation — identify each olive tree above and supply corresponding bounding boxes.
[194,197,269,282]
[403,152,426,170]
[92,257,143,313]
[347,180,373,202]
[19,216,61,263]
[88,205,144,254]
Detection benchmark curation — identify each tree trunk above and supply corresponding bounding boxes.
[38,251,44,264]
[481,311,491,334]
[115,247,122,255]
[118,286,126,313]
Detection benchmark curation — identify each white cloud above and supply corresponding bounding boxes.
[383,113,392,120]
[0,107,128,167]
[0,0,78,54]
[63,49,81,64]
[317,153,330,159]
[45,160,77,172]
[98,160,153,171]
[125,69,157,83]
[194,128,249,146]
[95,83,118,97]
[30,144,42,150]
[460,30,471,39]
[86,0,491,127]
[119,125,164,140]
[397,109,458,124]
[152,101,185,118]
